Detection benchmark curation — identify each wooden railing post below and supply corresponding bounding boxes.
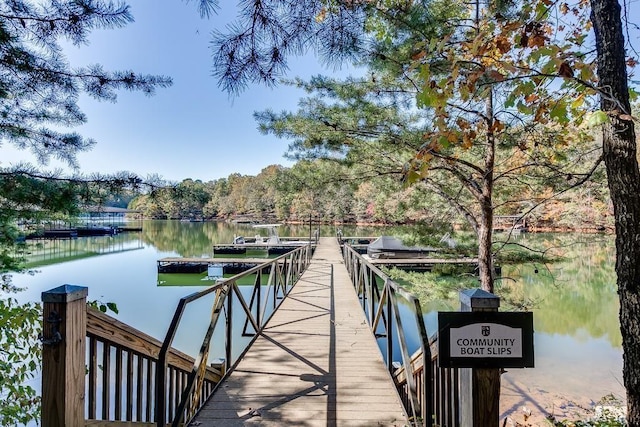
[459,288,501,427]
[41,284,88,427]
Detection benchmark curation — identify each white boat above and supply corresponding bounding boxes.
[230,224,312,254]
[367,236,439,259]
[249,223,284,245]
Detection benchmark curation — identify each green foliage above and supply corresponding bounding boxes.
[0,1,172,169]
[550,418,625,427]
[248,0,607,294]
[386,267,478,303]
[587,111,610,127]
[548,395,626,426]
[0,280,120,427]
[0,277,41,426]
[87,299,119,315]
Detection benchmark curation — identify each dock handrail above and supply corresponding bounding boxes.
[85,307,224,424]
[341,242,464,426]
[40,284,226,427]
[391,334,461,426]
[342,243,433,424]
[155,243,314,427]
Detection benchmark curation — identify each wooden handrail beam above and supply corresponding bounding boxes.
[87,308,224,381]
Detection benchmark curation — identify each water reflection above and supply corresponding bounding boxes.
[18,225,622,349]
[22,233,144,268]
[10,222,624,420]
[498,233,620,348]
[496,233,623,417]
[368,232,623,418]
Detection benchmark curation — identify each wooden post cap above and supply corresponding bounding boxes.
[42,284,88,303]
[459,288,500,310]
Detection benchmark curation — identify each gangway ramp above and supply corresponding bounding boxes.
[192,237,408,426]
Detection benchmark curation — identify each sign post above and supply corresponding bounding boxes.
[443,289,535,427]
[438,311,534,368]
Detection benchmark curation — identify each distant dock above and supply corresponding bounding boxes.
[161,235,486,275]
[213,238,312,256]
[367,255,480,271]
[25,225,142,240]
[212,244,300,256]
[157,257,273,274]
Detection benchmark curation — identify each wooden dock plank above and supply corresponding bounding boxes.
[191,237,408,426]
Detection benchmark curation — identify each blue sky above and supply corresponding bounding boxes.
[2,1,353,182]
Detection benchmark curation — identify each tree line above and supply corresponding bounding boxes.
[129,157,612,232]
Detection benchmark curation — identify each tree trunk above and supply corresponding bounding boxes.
[477,200,494,292]
[590,0,640,423]
[478,91,496,293]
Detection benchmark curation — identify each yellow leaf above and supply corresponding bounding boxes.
[586,110,609,127]
[405,170,421,185]
[571,94,585,109]
[315,7,327,23]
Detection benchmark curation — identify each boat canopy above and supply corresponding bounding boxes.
[367,236,438,258]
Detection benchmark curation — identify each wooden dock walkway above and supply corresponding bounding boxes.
[191,237,409,426]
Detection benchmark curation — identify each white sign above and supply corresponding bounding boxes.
[450,323,522,358]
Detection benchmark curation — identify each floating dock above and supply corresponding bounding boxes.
[366,255,480,272]
[212,245,297,256]
[157,257,274,275]
[213,242,310,256]
[26,225,142,240]
[339,236,486,273]
[27,227,116,239]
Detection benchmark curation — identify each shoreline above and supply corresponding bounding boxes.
[500,365,625,425]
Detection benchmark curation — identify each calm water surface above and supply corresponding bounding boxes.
[11,221,623,416]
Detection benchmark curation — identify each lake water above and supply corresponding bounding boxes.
[10,220,623,423]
